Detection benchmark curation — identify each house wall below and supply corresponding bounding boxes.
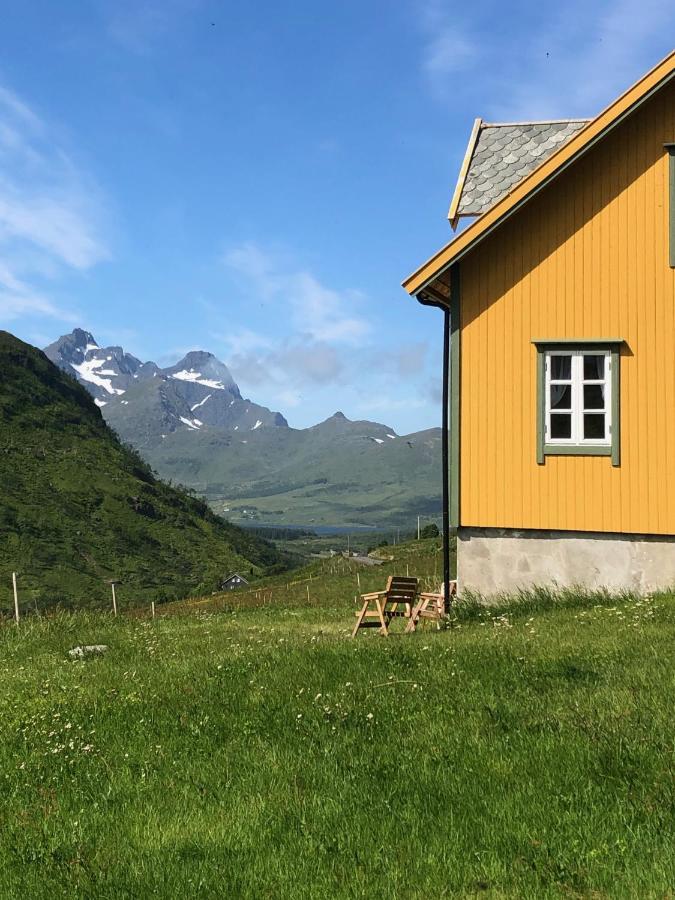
[458,527,675,597]
[459,79,675,536]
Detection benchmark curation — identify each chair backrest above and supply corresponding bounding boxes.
[386,575,418,602]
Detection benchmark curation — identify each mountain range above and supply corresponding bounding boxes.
[0,331,281,611]
[45,329,442,528]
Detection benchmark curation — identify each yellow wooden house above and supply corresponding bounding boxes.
[404,51,675,596]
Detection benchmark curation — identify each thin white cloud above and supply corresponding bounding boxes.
[217,243,442,429]
[0,83,109,326]
[0,193,106,270]
[0,290,74,323]
[492,0,675,120]
[356,396,429,415]
[0,86,42,131]
[417,0,477,95]
[222,242,371,347]
[388,341,428,377]
[218,242,374,400]
[105,0,202,54]
[424,29,475,80]
[229,339,345,390]
[216,327,274,355]
[417,0,675,119]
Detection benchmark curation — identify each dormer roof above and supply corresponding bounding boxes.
[448,118,589,227]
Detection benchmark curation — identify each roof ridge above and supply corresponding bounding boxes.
[482,118,591,127]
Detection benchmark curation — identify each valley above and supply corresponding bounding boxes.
[45,329,443,528]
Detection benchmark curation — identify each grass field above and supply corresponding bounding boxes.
[1,539,674,898]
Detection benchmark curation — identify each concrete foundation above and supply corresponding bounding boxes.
[458,527,675,598]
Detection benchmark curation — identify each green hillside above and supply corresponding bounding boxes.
[133,412,442,527]
[0,332,282,610]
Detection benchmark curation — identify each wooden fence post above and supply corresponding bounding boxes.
[12,572,19,625]
[111,583,118,617]
[151,601,155,619]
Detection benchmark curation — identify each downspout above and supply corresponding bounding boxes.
[441,305,451,613]
[418,288,453,613]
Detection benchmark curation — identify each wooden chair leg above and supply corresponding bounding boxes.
[351,599,370,638]
[376,598,389,635]
[405,599,424,633]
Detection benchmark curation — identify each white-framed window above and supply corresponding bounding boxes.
[545,348,611,446]
[535,339,622,466]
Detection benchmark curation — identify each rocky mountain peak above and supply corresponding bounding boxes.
[70,328,98,348]
[44,327,288,438]
[164,350,238,393]
[44,328,98,364]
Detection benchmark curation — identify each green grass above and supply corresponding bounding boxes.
[1,540,674,898]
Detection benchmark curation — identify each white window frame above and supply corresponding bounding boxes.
[544,348,612,447]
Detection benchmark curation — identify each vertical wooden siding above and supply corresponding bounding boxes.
[460,81,675,535]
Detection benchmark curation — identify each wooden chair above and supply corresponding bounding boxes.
[351,575,418,637]
[405,580,457,633]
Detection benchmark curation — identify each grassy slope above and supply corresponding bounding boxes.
[0,332,281,609]
[1,539,673,898]
[139,417,442,527]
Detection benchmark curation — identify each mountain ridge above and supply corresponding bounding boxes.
[44,329,442,527]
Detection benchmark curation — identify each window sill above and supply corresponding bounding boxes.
[543,444,612,457]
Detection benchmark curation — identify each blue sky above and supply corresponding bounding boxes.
[1,1,673,433]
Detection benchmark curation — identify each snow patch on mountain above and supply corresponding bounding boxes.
[191,394,212,411]
[72,358,125,396]
[252,420,262,430]
[179,416,201,430]
[171,369,227,390]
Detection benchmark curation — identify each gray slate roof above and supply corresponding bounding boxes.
[455,120,589,217]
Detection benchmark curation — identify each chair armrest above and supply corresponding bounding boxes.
[360,591,386,601]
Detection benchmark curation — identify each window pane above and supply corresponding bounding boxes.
[583,384,605,410]
[550,384,572,410]
[550,355,571,380]
[550,414,572,439]
[584,354,605,380]
[584,414,605,440]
